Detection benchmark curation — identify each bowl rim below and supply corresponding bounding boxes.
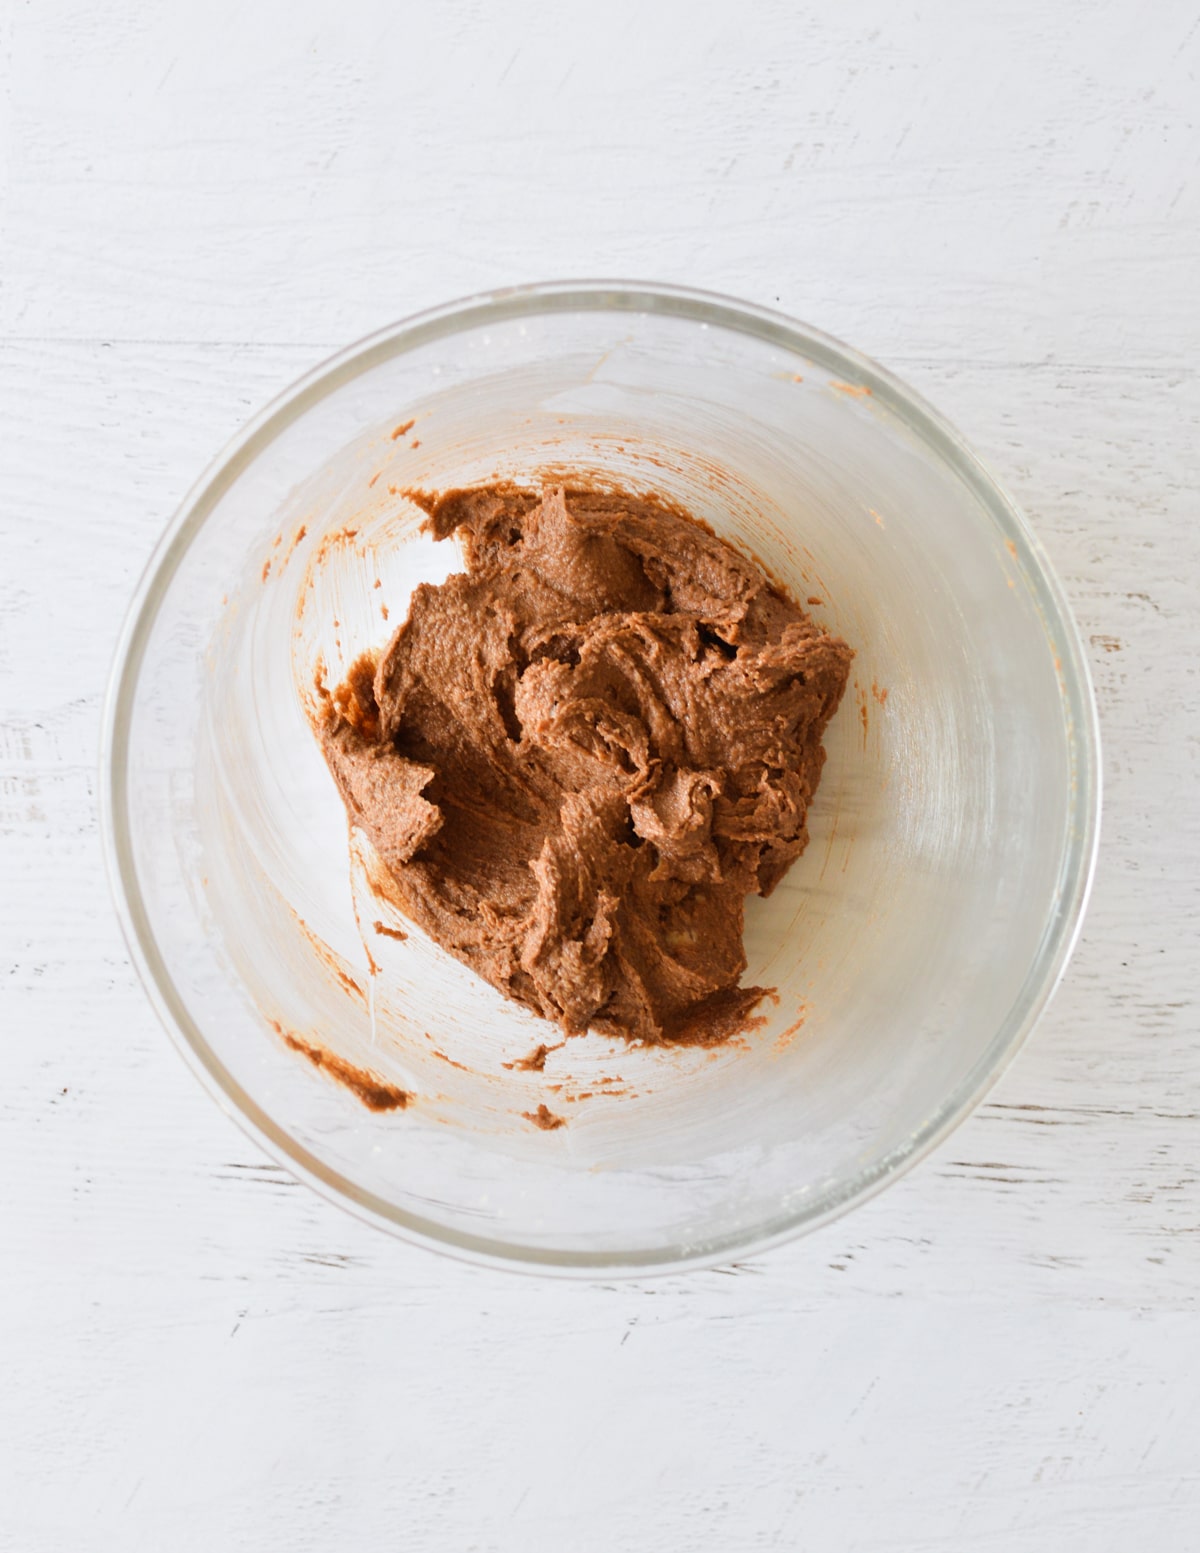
[100,278,1102,1277]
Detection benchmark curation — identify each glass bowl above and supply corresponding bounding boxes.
[101,281,1100,1275]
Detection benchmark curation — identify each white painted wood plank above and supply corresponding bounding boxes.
[3,1,1198,367]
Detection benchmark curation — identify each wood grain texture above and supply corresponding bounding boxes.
[2,2,1198,1548]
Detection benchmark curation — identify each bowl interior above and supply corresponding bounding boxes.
[107,288,1095,1270]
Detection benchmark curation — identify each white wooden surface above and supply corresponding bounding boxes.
[2,3,1198,1548]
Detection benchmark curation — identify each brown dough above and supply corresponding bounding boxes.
[317,485,852,1045]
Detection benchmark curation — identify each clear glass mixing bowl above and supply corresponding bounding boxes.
[101,282,1100,1274]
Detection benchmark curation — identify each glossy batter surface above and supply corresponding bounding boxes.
[318,485,852,1044]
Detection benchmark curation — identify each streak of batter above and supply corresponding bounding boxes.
[316,484,852,1045]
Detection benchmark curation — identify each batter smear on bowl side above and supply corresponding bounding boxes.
[315,484,853,1045]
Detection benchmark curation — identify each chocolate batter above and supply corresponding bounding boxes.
[317,485,852,1045]
[271,1024,409,1111]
